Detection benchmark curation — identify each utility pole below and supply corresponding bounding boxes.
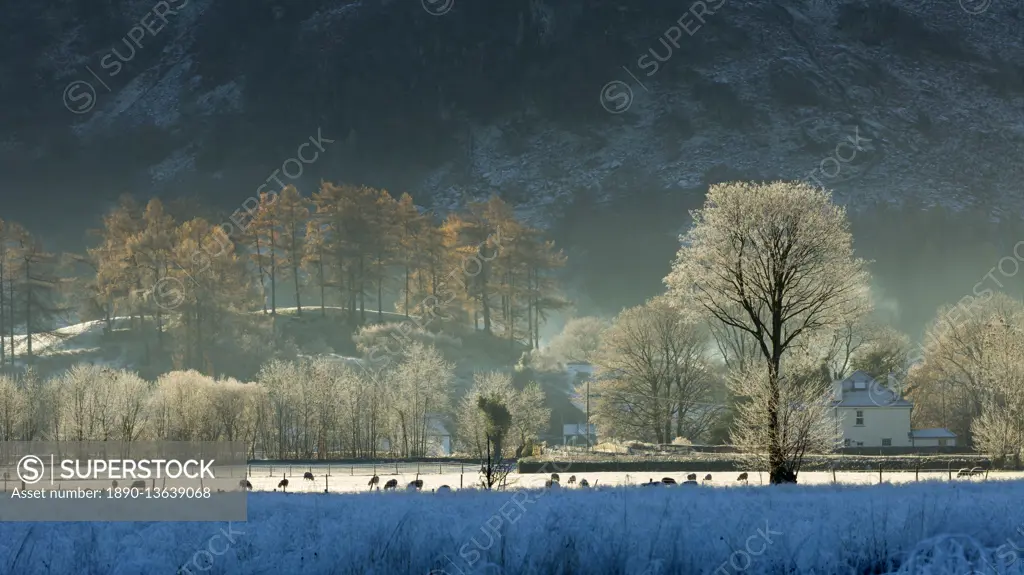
[586,378,591,451]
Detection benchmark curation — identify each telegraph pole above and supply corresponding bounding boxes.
[586,378,591,450]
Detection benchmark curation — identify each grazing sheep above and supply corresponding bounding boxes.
[545,479,560,489]
[661,477,677,485]
[303,472,314,481]
[437,485,452,493]
[686,473,697,481]
[384,478,398,490]
[368,475,380,489]
[737,472,749,483]
[579,479,589,487]
[277,478,289,490]
[703,474,713,483]
[567,475,577,485]
[550,473,560,482]
[240,479,253,490]
[131,480,147,489]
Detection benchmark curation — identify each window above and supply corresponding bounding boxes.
[881,438,892,446]
[844,438,852,447]
[857,442,864,446]
[855,410,864,426]
[938,439,948,447]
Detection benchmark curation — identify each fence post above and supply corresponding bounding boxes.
[396,461,399,474]
[915,462,919,482]
[878,464,882,484]
[947,461,952,481]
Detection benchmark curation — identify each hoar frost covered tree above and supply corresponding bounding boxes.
[665,181,869,483]
[590,297,720,444]
[728,354,843,477]
[456,370,550,460]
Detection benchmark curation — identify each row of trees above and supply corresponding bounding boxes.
[3,186,569,376]
[545,181,1022,483]
[0,343,551,461]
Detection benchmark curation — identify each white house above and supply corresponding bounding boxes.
[831,370,913,447]
[910,428,957,447]
[830,370,957,449]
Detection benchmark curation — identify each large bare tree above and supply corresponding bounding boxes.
[665,181,868,483]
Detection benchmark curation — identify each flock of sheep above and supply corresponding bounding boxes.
[229,466,990,494]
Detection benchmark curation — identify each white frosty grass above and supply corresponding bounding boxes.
[0,481,1022,574]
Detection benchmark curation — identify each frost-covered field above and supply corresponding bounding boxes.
[1,480,1022,574]
[246,467,1024,494]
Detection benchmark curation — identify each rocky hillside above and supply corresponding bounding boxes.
[4,0,1024,321]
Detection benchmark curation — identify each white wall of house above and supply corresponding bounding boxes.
[833,406,913,447]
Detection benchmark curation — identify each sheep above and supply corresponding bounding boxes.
[567,475,577,485]
[384,478,398,490]
[368,475,380,490]
[579,478,589,487]
[703,474,713,483]
[545,479,560,489]
[550,473,560,482]
[240,479,253,490]
[131,480,147,489]
[303,472,314,481]
[437,485,452,493]
[277,478,289,490]
[737,472,749,483]
[661,477,677,485]
[686,473,697,481]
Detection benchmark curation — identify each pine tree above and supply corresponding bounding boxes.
[274,185,311,316]
[8,225,66,362]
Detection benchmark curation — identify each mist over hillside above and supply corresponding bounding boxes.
[3,0,1024,333]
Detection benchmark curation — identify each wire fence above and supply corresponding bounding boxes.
[246,461,477,478]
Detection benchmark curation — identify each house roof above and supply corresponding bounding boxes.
[911,428,957,438]
[833,389,913,407]
[833,370,913,407]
